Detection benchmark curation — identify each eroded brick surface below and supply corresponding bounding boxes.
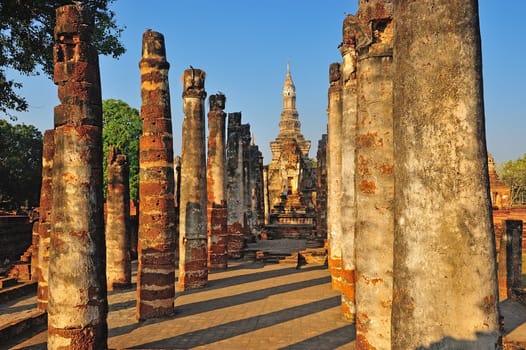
[136,30,176,320]
[48,5,107,348]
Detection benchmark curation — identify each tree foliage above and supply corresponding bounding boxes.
[102,99,141,201]
[0,119,43,209]
[499,154,526,206]
[0,0,125,116]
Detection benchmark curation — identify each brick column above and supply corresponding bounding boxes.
[178,68,208,290]
[106,147,131,290]
[226,112,245,258]
[392,1,499,348]
[326,62,343,291]
[137,30,176,320]
[48,4,107,348]
[315,134,327,240]
[207,93,228,270]
[37,129,54,312]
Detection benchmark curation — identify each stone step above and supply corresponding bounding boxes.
[0,277,17,289]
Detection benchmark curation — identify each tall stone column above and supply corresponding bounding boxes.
[226,112,245,258]
[338,13,360,323]
[262,166,270,226]
[48,4,107,348]
[179,67,208,290]
[349,2,395,347]
[392,1,500,348]
[137,30,176,320]
[315,134,327,240]
[37,129,54,312]
[106,147,131,290]
[326,62,343,291]
[207,93,228,270]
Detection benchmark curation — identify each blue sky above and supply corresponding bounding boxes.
[5,1,526,165]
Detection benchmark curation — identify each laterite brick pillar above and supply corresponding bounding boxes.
[327,62,343,291]
[136,30,176,320]
[48,4,108,348]
[392,1,499,348]
[37,129,54,312]
[226,112,245,258]
[106,147,131,290]
[207,93,228,270]
[178,68,208,290]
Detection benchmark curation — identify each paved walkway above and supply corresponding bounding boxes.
[4,260,356,349]
[2,244,526,349]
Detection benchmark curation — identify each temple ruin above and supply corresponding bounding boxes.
[265,64,316,239]
[3,1,525,349]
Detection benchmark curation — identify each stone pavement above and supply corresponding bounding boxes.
[4,260,356,349]
[2,253,526,349]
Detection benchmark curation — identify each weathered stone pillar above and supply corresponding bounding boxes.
[226,112,245,258]
[350,2,395,347]
[498,220,523,299]
[207,93,228,270]
[392,1,500,348]
[339,13,360,324]
[315,134,327,240]
[37,129,54,312]
[326,62,343,291]
[105,147,131,290]
[48,4,107,347]
[178,67,208,290]
[248,140,264,236]
[262,165,270,226]
[137,30,176,320]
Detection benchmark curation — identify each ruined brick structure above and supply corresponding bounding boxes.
[391,1,499,348]
[137,30,176,320]
[315,134,327,240]
[266,64,316,238]
[48,4,107,347]
[207,94,228,270]
[226,112,245,258]
[37,130,54,311]
[179,68,208,289]
[488,153,511,210]
[248,137,265,236]
[105,147,131,290]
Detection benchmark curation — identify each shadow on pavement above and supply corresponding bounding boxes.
[135,296,340,349]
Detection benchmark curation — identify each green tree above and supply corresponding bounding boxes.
[499,154,526,206]
[0,0,125,117]
[0,120,43,209]
[102,99,141,200]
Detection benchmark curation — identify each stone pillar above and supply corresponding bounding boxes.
[137,30,176,320]
[248,140,264,236]
[37,129,54,312]
[174,155,181,264]
[498,220,523,299]
[178,67,208,290]
[48,4,107,348]
[207,93,228,270]
[226,112,245,258]
[262,166,270,226]
[350,2,395,346]
[105,147,131,290]
[326,62,343,290]
[392,1,500,348]
[338,14,360,324]
[241,124,253,238]
[315,134,327,240]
